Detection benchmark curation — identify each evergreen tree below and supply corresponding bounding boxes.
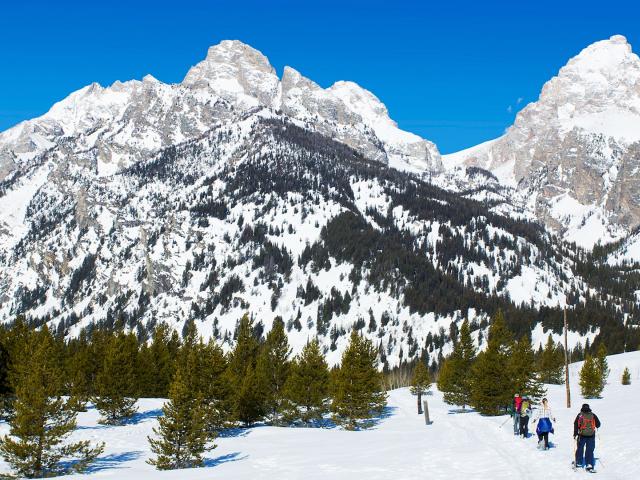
[437,319,476,409]
[282,339,330,425]
[0,328,13,420]
[409,359,431,413]
[621,367,631,385]
[537,334,564,384]
[234,363,265,426]
[181,333,230,434]
[255,318,291,425]
[470,310,514,415]
[595,343,610,391]
[331,330,387,430]
[93,332,139,424]
[227,314,263,426]
[65,332,92,411]
[510,335,546,402]
[579,354,603,398]
[138,323,179,398]
[147,366,214,470]
[0,327,104,477]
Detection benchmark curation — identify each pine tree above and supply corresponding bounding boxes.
[537,334,564,384]
[227,314,263,426]
[470,310,514,415]
[621,367,631,385]
[137,323,179,398]
[234,363,265,426]
[510,336,546,402]
[93,331,139,424]
[331,330,387,430]
[437,319,476,409]
[410,359,431,413]
[0,327,104,477]
[255,318,291,425]
[65,332,92,411]
[0,328,13,420]
[579,355,603,398]
[595,343,610,392]
[282,339,330,425]
[183,335,230,434]
[147,365,214,470]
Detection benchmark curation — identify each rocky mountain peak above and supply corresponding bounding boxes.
[182,40,280,107]
[563,34,634,76]
[526,34,640,142]
[443,34,640,247]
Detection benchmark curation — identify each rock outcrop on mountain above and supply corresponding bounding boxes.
[443,35,640,248]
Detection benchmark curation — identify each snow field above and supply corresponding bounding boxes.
[1,352,636,479]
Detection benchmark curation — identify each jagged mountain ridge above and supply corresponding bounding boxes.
[442,35,640,250]
[1,39,640,365]
[0,40,441,185]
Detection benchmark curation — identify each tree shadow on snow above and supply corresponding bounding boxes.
[75,451,143,473]
[123,408,163,425]
[362,405,398,429]
[447,408,474,414]
[76,408,163,430]
[218,427,251,438]
[203,452,247,468]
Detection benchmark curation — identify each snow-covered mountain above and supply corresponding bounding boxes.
[0,40,441,185]
[1,39,639,366]
[443,35,640,249]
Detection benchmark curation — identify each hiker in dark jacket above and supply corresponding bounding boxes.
[573,403,601,472]
[519,396,532,438]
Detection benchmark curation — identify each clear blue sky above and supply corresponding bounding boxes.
[1,0,638,153]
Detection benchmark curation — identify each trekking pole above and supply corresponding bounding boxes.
[597,432,605,469]
[499,416,511,428]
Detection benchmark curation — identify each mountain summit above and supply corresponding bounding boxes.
[0,39,441,185]
[443,34,640,247]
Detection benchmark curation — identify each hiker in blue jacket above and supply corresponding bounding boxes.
[574,403,601,472]
[532,397,555,450]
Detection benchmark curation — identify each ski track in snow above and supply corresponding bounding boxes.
[0,352,637,479]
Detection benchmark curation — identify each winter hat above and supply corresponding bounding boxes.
[514,393,520,397]
[581,403,591,413]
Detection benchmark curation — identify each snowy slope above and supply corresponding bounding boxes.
[1,351,636,479]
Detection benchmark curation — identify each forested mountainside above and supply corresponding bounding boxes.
[2,113,639,367]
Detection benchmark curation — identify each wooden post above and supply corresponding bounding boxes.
[564,306,571,409]
[423,400,432,425]
[417,392,423,414]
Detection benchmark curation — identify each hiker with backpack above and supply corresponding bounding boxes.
[519,396,532,438]
[573,403,601,472]
[510,393,522,436]
[532,397,555,450]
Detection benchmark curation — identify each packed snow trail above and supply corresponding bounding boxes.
[0,352,637,479]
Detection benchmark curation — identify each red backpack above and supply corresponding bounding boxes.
[578,413,596,436]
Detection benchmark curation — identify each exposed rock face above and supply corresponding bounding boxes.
[183,40,280,107]
[443,35,640,246]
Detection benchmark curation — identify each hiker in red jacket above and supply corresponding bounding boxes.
[573,403,601,472]
[511,393,522,436]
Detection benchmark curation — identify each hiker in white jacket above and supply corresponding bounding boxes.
[532,398,556,450]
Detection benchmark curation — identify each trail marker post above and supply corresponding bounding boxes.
[423,400,432,425]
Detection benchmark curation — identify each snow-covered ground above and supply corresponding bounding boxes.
[1,351,638,479]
